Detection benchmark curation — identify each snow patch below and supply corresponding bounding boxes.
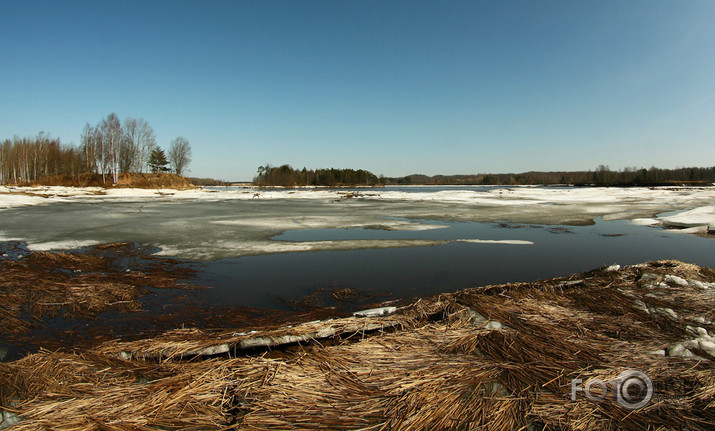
[664,275,689,287]
[353,306,398,317]
[0,410,21,430]
[667,326,715,360]
[689,280,715,289]
[484,320,504,330]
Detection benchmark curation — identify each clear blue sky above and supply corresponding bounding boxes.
[2,0,714,181]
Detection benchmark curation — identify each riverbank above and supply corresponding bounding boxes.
[1,260,714,430]
[3,172,195,189]
[0,243,358,362]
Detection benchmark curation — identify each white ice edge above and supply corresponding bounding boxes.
[153,239,450,258]
[26,240,101,251]
[456,239,534,245]
[0,232,23,242]
[211,217,449,232]
[658,204,715,228]
[631,218,661,226]
[153,237,534,259]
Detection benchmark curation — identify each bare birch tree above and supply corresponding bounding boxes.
[101,113,122,183]
[87,122,108,181]
[136,119,156,173]
[168,137,192,176]
[0,140,7,184]
[81,123,97,174]
[95,124,108,181]
[119,117,156,173]
[121,117,139,173]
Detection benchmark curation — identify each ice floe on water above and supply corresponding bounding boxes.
[153,237,534,259]
[153,239,451,259]
[631,218,661,226]
[1,184,714,212]
[211,216,448,232]
[659,204,715,231]
[455,239,534,245]
[25,240,101,251]
[0,185,713,260]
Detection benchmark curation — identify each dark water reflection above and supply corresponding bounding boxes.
[1,216,713,361]
[196,218,714,310]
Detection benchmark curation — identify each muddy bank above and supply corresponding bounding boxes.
[1,260,714,430]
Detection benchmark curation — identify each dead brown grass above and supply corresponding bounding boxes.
[114,172,195,189]
[22,172,195,189]
[1,260,714,430]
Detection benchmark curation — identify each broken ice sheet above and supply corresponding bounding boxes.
[0,185,712,260]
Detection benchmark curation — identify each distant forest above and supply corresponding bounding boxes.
[255,164,380,187]
[255,164,715,187]
[385,165,715,186]
[187,177,232,186]
[0,114,191,185]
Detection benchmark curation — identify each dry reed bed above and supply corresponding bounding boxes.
[1,260,714,430]
[94,298,447,361]
[0,244,198,336]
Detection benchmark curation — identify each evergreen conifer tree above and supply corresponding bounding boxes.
[148,147,170,173]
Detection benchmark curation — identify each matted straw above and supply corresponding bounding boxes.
[1,260,713,430]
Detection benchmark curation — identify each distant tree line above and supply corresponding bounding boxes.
[1,113,192,185]
[0,132,83,184]
[187,177,232,186]
[252,164,714,187]
[384,165,715,186]
[254,164,381,187]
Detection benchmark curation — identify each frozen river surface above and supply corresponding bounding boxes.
[1,185,713,309]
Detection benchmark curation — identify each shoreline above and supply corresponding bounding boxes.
[0,243,384,362]
[1,259,713,429]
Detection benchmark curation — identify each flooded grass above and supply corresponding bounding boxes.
[0,243,199,336]
[0,243,389,361]
[1,260,714,430]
